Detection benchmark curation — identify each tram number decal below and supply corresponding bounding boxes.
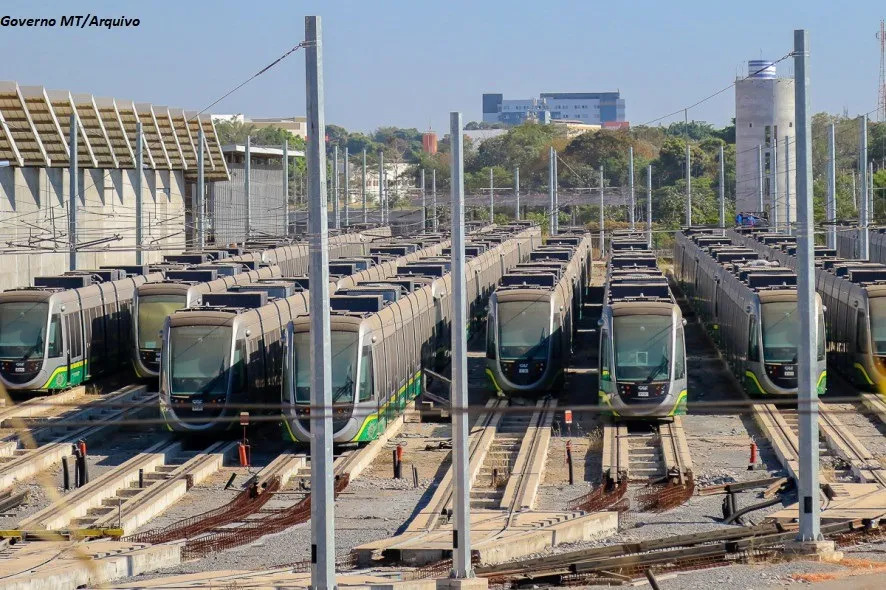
[637,385,649,398]
[518,363,529,374]
[192,400,204,412]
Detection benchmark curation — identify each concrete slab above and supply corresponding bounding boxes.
[436,577,488,590]
[0,540,180,590]
[113,569,435,589]
[356,510,617,566]
[783,539,844,562]
[767,484,886,522]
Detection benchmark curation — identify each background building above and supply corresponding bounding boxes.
[0,81,228,290]
[482,91,626,126]
[735,60,796,224]
[212,114,308,139]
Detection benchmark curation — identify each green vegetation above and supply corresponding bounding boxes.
[217,114,885,232]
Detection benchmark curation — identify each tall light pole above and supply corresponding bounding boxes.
[514,166,520,221]
[757,144,764,214]
[362,148,367,224]
[432,169,438,231]
[792,27,823,549]
[489,167,494,222]
[282,139,289,237]
[860,115,870,259]
[629,146,635,229]
[69,114,79,271]
[646,165,653,248]
[378,151,384,226]
[449,111,473,580]
[421,168,426,230]
[304,15,335,590]
[685,110,691,226]
[197,127,205,249]
[344,146,350,227]
[599,166,605,257]
[245,136,251,241]
[785,135,791,234]
[135,122,144,265]
[719,144,726,232]
[548,147,555,235]
[826,124,836,249]
[333,145,340,230]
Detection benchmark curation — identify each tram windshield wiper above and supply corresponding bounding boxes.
[646,356,669,382]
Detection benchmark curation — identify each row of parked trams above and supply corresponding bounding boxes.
[3,220,883,443]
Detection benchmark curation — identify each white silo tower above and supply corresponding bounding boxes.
[735,60,795,228]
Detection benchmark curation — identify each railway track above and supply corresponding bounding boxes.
[751,401,886,487]
[0,385,157,494]
[12,439,232,533]
[406,397,556,533]
[601,418,693,485]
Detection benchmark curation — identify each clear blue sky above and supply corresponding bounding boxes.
[0,0,881,133]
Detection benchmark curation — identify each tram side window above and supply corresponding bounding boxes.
[748,316,759,361]
[600,331,611,380]
[856,312,869,354]
[232,342,246,391]
[358,346,373,402]
[675,328,686,379]
[66,313,82,359]
[47,314,61,358]
[486,309,496,359]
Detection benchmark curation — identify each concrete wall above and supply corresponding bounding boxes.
[0,165,187,291]
[735,77,796,225]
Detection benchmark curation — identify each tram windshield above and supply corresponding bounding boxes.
[613,315,672,382]
[138,295,185,349]
[497,301,551,360]
[293,331,358,403]
[0,302,48,359]
[761,302,799,363]
[869,297,886,355]
[168,325,231,396]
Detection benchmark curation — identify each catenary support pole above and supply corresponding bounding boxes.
[553,153,558,234]
[421,168,426,230]
[362,148,367,224]
[489,167,494,222]
[685,110,692,226]
[772,139,779,231]
[245,136,251,241]
[629,146,635,229]
[344,147,349,227]
[548,147,555,234]
[305,16,335,590]
[785,135,792,235]
[449,110,473,580]
[378,151,384,226]
[793,27,821,545]
[432,169,438,231]
[69,114,78,270]
[135,121,144,265]
[283,139,289,237]
[827,124,836,250]
[860,115,870,259]
[514,166,520,221]
[197,127,205,249]
[758,144,764,214]
[333,145,340,230]
[599,166,605,257]
[719,144,726,231]
[646,165,653,248]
